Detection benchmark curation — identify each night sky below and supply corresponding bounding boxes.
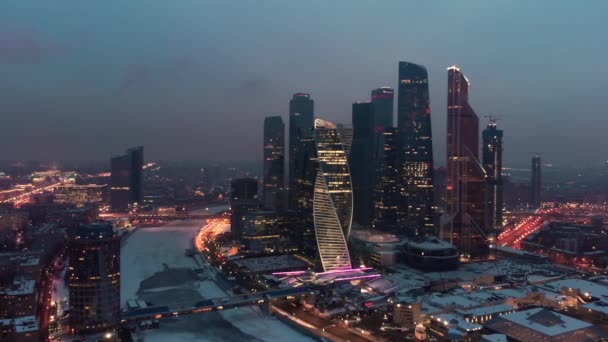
[1,1,606,168]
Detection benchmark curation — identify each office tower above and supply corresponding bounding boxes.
[373,128,406,231]
[444,66,488,260]
[371,87,394,129]
[230,178,259,239]
[531,155,542,208]
[67,223,120,335]
[482,121,504,231]
[110,146,143,212]
[397,62,436,236]
[313,118,353,271]
[263,116,285,211]
[336,124,353,155]
[288,93,315,211]
[350,102,374,226]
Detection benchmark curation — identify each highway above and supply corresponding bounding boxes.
[0,182,62,207]
[499,203,608,249]
[498,215,544,249]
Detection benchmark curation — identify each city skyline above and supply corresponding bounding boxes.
[1,1,607,167]
[1,3,608,341]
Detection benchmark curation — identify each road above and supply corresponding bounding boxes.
[498,215,544,248]
[0,182,62,207]
[499,203,608,249]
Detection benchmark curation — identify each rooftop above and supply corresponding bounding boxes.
[13,316,38,333]
[1,279,35,296]
[487,308,591,336]
[405,236,456,251]
[350,229,401,244]
[233,255,306,273]
[541,278,608,299]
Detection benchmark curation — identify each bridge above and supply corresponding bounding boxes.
[120,286,316,323]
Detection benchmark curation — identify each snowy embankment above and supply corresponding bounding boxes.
[197,280,314,342]
[122,209,313,342]
[121,221,203,306]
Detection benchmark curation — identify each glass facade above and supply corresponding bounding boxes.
[263,116,285,211]
[350,102,374,226]
[397,62,436,236]
[67,223,120,334]
[482,122,504,231]
[373,128,406,231]
[110,146,143,212]
[444,66,489,260]
[313,118,353,271]
[288,93,315,212]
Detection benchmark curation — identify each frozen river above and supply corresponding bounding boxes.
[121,205,313,342]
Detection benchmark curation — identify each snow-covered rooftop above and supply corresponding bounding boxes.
[489,308,591,336]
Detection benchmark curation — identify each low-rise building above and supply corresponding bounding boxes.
[53,184,105,207]
[484,307,607,341]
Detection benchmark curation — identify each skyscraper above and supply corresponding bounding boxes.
[482,121,504,231]
[263,116,285,211]
[371,87,394,129]
[444,66,489,260]
[230,178,259,239]
[110,146,143,212]
[313,118,353,271]
[531,155,542,208]
[397,62,435,236]
[350,102,374,226]
[288,93,315,212]
[373,128,405,231]
[67,222,120,335]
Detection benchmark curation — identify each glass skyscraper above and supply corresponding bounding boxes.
[313,118,353,271]
[371,87,394,130]
[373,128,405,231]
[350,102,374,226]
[482,121,504,232]
[230,178,259,239]
[110,146,143,212]
[288,93,315,212]
[263,116,285,211]
[444,66,489,260]
[68,223,120,335]
[397,62,436,236]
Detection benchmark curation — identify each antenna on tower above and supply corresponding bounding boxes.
[484,115,502,126]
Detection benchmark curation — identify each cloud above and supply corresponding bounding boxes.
[0,29,65,64]
[113,56,200,95]
[235,77,271,92]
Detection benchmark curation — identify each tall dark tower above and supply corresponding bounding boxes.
[350,102,374,226]
[230,178,259,239]
[482,121,504,232]
[397,62,435,236]
[110,146,143,212]
[68,223,120,335]
[444,66,488,260]
[288,93,315,211]
[531,155,542,208]
[371,87,394,129]
[373,128,405,231]
[263,116,285,211]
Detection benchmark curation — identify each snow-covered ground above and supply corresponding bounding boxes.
[222,306,313,342]
[140,332,214,342]
[122,208,313,342]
